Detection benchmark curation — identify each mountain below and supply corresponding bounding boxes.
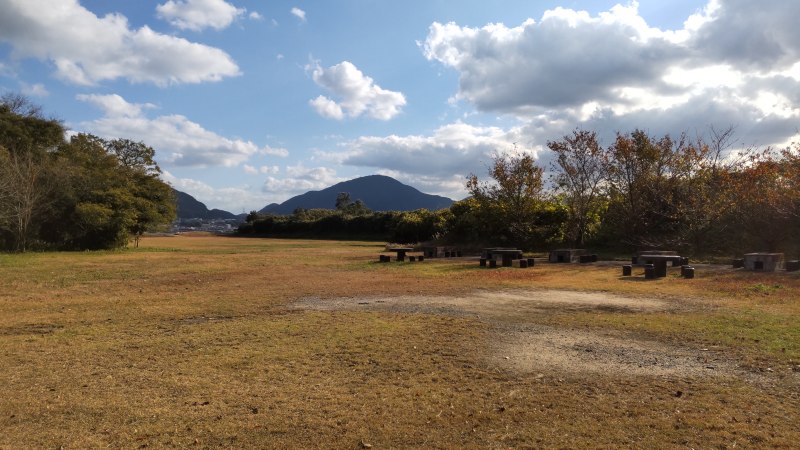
[259,175,454,215]
[174,189,239,220]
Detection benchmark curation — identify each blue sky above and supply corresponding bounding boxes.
[1,0,799,213]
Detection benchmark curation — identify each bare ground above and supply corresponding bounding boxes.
[292,289,752,380]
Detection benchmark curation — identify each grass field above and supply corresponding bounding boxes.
[1,234,799,448]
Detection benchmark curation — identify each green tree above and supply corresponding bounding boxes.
[547,129,608,247]
[603,130,691,249]
[467,151,549,249]
[0,95,175,251]
[335,192,352,210]
[103,138,175,246]
[44,134,176,250]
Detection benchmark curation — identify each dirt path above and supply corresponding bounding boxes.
[292,289,741,379]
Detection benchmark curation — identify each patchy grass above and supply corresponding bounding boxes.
[1,234,798,448]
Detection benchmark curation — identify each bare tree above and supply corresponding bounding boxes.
[0,92,43,118]
[0,148,53,251]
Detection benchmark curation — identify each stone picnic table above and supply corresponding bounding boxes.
[743,253,783,271]
[488,248,524,267]
[387,247,414,262]
[637,254,685,277]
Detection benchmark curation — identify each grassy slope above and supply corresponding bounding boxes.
[0,234,798,448]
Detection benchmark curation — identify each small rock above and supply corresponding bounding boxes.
[359,440,373,449]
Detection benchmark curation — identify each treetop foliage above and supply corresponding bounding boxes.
[0,94,175,252]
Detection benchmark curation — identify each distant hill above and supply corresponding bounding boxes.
[259,175,454,215]
[174,189,240,220]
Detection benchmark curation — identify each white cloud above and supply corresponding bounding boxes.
[308,61,406,120]
[327,122,525,177]
[262,165,279,174]
[420,0,800,150]
[249,11,263,21]
[20,82,48,97]
[290,7,306,22]
[262,164,340,197]
[261,145,289,157]
[422,5,680,113]
[309,95,343,120]
[77,94,287,168]
[163,171,266,213]
[0,0,240,86]
[244,163,281,176]
[76,93,155,118]
[156,0,245,31]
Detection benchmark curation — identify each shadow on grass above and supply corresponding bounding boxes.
[619,276,656,282]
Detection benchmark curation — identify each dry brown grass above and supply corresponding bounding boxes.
[1,234,799,448]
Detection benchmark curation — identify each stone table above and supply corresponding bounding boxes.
[387,247,414,262]
[490,249,524,267]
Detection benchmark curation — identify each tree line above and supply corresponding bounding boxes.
[0,94,175,252]
[242,127,799,257]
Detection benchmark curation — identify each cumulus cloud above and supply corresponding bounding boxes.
[156,0,245,31]
[248,11,263,21]
[0,0,239,85]
[290,7,306,22]
[262,163,341,197]
[420,0,800,149]
[309,95,344,120]
[162,171,267,213]
[76,93,156,118]
[422,4,681,112]
[77,93,287,168]
[325,122,525,178]
[308,61,406,120]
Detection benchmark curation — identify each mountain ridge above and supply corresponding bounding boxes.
[175,175,455,219]
[174,189,240,220]
[259,175,454,214]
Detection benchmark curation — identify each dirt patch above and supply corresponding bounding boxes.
[492,325,730,378]
[292,289,739,379]
[293,288,671,317]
